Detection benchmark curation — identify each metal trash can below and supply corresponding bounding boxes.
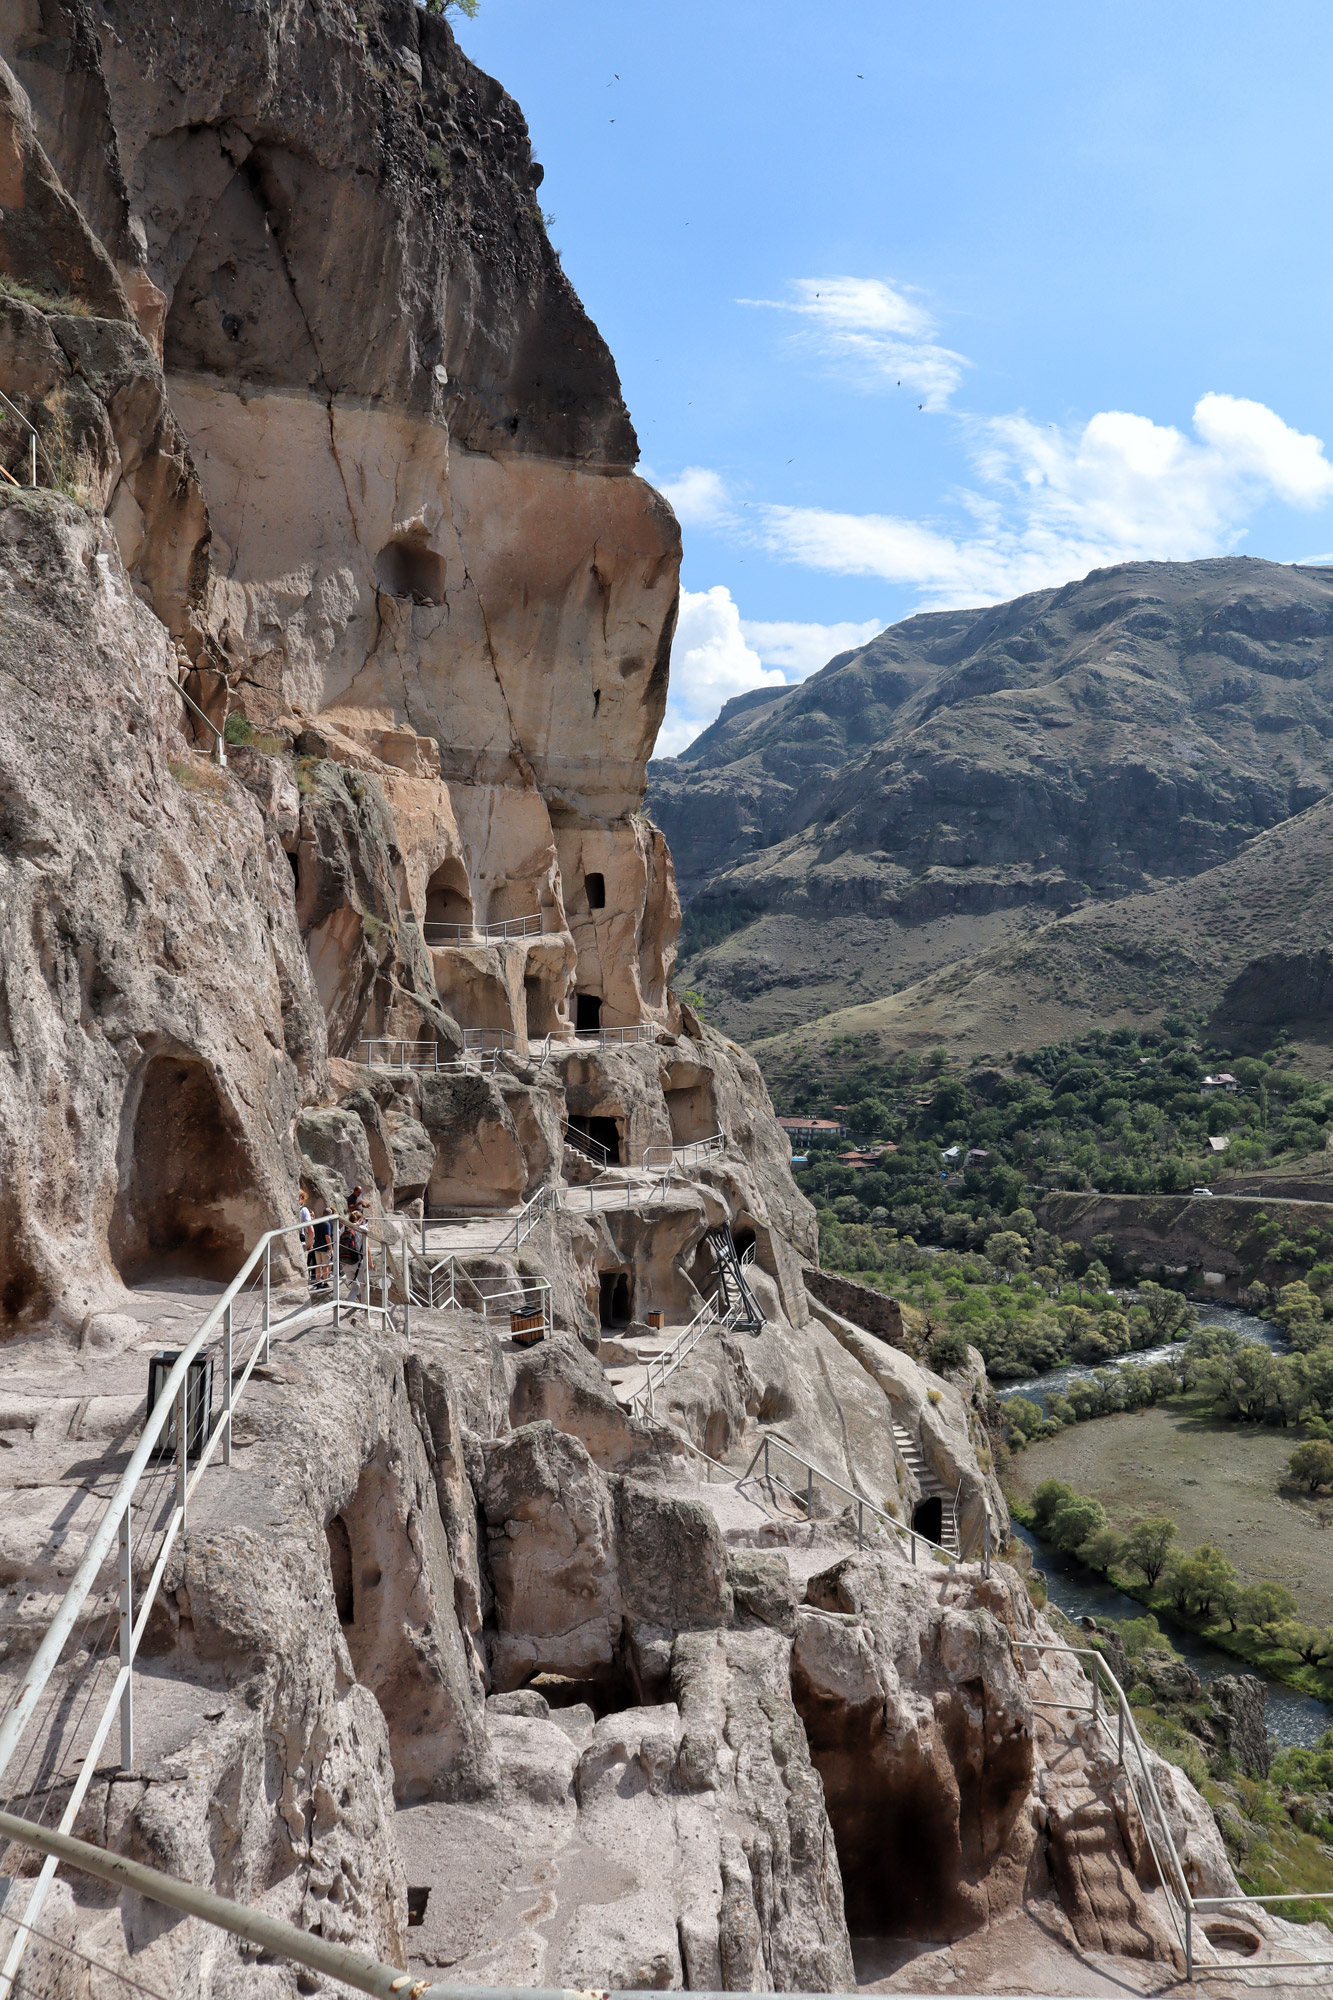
[510,1310,545,1346]
[146,1352,214,1462]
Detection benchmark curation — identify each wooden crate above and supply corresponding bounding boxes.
[511,1311,545,1345]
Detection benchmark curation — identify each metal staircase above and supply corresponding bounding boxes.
[704,1225,765,1333]
[891,1419,961,1556]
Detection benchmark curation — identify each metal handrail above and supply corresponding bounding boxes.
[463,1027,515,1052]
[629,1289,738,1419]
[501,1181,562,1251]
[357,1038,500,1076]
[0,386,48,488]
[1015,1636,1333,1978]
[171,675,226,766]
[562,1120,611,1168]
[423,913,542,944]
[0,1212,405,1991]
[673,1131,726,1167]
[358,1037,442,1071]
[743,1430,980,1573]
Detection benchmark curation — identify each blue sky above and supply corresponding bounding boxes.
[452,1,1333,752]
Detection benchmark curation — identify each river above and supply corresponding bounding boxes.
[999,1305,1332,1748]
[1012,1521,1333,1748]
[993,1302,1284,1412]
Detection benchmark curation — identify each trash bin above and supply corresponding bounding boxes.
[146,1351,214,1462]
[510,1310,545,1346]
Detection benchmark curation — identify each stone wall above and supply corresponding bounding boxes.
[802,1267,909,1346]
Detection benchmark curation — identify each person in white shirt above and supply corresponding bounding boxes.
[299,1188,315,1286]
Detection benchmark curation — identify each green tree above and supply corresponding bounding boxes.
[1048,1495,1108,1553]
[1135,1280,1197,1344]
[1003,1396,1044,1444]
[1031,1479,1078,1529]
[1272,1621,1333,1668]
[985,1231,1028,1277]
[1289,1439,1333,1491]
[1166,1544,1237,1618]
[1081,1524,1124,1573]
[1239,1580,1298,1633]
[1121,1516,1177,1587]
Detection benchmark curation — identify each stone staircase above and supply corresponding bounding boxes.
[892,1419,960,1556]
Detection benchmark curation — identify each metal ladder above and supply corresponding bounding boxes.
[704,1225,765,1333]
[891,1420,960,1556]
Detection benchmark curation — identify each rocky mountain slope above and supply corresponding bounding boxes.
[649,558,1333,1039]
[752,787,1333,1072]
[0,5,1324,1996]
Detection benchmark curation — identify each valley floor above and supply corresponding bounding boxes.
[1007,1403,1333,1624]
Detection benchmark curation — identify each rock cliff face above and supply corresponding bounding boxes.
[0,8,1317,1997]
[649,558,1333,1039]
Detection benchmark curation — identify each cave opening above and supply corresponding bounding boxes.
[375,538,446,605]
[523,974,561,1039]
[792,1668,974,1941]
[424,858,473,933]
[599,1271,632,1327]
[109,1054,255,1284]
[912,1497,943,1544]
[326,1515,354,1625]
[665,1077,716,1144]
[487,878,541,927]
[570,1113,621,1166]
[406,1887,430,1928]
[575,991,602,1034]
[733,1225,756,1261]
[584,871,606,910]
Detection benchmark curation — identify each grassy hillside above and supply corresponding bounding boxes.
[749,791,1333,1070]
[654,556,1333,1040]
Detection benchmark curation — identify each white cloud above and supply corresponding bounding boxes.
[657,585,785,757]
[741,275,968,410]
[757,393,1333,608]
[658,465,734,527]
[741,616,883,678]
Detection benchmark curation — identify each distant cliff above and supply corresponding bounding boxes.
[648,558,1333,1037]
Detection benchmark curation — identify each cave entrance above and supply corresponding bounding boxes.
[487,879,541,928]
[424,858,473,935]
[326,1515,354,1625]
[524,974,561,1040]
[375,537,445,605]
[575,992,602,1034]
[734,1226,756,1262]
[570,1114,621,1166]
[665,1077,716,1144]
[911,1496,943,1544]
[599,1271,632,1327]
[584,871,606,910]
[109,1055,255,1284]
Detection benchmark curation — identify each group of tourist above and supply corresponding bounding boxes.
[297,1184,368,1295]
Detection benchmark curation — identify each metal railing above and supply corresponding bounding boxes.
[412,1259,552,1334]
[357,1037,503,1076]
[575,1023,660,1047]
[1013,1637,1333,1978]
[171,675,227,766]
[358,1037,445,1072]
[746,1431,983,1574]
[629,1287,743,1419]
[0,387,47,490]
[423,912,543,945]
[0,1213,407,1993]
[562,1120,612,1169]
[566,1164,672,1213]
[463,1027,515,1054]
